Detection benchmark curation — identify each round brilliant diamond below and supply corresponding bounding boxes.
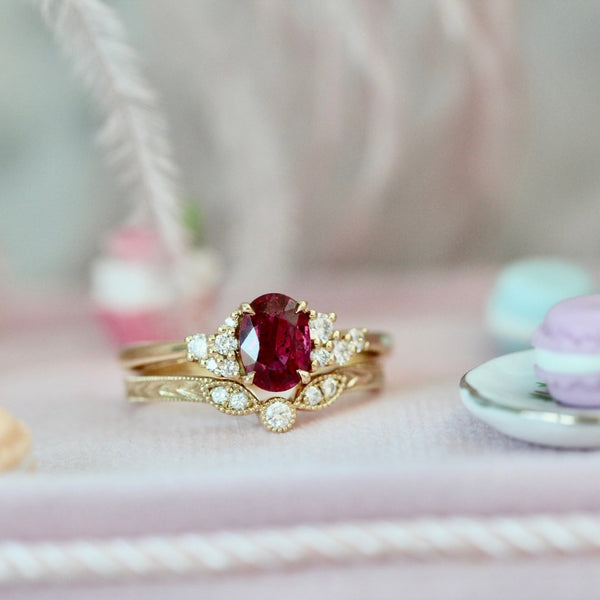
[311,348,331,367]
[215,333,238,355]
[229,391,249,410]
[264,401,294,430]
[304,385,323,406]
[220,360,240,378]
[188,334,208,360]
[211,386,229,405]
[333,340,352,365]
[321,377,338,398]
[309,313,334,343]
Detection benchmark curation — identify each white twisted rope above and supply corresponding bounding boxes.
[2,513,600,585]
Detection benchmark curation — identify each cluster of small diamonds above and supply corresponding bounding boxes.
[304,376,336,405]
[207,382,254,414]
[186,300,368,432]
[309,311,367,369]
[298,374,344,409]
[187,312,242,379]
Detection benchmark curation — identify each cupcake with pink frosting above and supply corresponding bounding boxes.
[91,225,221,346]
[532,294,600,407]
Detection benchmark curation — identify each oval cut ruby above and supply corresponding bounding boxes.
[238,293,311,392]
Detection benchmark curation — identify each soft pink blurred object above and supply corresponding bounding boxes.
[91,226,221,345]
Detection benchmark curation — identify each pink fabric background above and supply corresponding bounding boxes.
[2,268,600,598]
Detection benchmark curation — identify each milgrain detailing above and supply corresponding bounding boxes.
[126,362,382,432]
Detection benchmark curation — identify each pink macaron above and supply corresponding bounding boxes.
[532,294,600,407]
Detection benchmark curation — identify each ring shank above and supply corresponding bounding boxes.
[119,331,392,371]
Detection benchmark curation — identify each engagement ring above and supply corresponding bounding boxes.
[119,293,391,432]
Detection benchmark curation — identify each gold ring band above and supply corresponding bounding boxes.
[120,331,391,371]
[126,359,383,432]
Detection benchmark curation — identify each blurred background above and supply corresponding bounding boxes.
[4,3,600,593]
[1,0,600,300]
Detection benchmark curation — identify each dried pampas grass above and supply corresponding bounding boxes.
[33,0,186,260]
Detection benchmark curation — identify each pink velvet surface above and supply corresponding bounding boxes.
[2,268,600,599]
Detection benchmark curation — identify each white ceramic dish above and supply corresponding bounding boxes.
[460,350,600,448]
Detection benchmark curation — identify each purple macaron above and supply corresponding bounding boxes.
[532,294,600,407]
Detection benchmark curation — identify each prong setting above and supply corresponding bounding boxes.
[297,369,311,385]
[240,303,255,315]
[296,300,309,313]
[242,372,256,385]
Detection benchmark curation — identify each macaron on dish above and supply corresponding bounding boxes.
[486,258,596,352]
[532,295,600,407]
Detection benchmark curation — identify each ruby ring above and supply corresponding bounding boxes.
[120,293,391,432]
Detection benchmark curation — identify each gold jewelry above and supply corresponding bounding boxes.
[120,292,391,432]
[121,331,390,372]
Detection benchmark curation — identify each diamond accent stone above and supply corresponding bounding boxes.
[225,316,238,328]
[215,333,237,355]
[211,386,229,405]
[264,401,294,430]
[348,328,366,352]
[229,391,248,410]
[333,340,352,365]
[188,334,208,360]
[309,313,334,343]
[220,360,240,378]
[304,385,322,406]
[205,357,219,373]
[321,377,338,398]
[311,348,331,367]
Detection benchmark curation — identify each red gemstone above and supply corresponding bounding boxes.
[238,293,311,392]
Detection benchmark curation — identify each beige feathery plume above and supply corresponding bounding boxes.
[34,0,186,260]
